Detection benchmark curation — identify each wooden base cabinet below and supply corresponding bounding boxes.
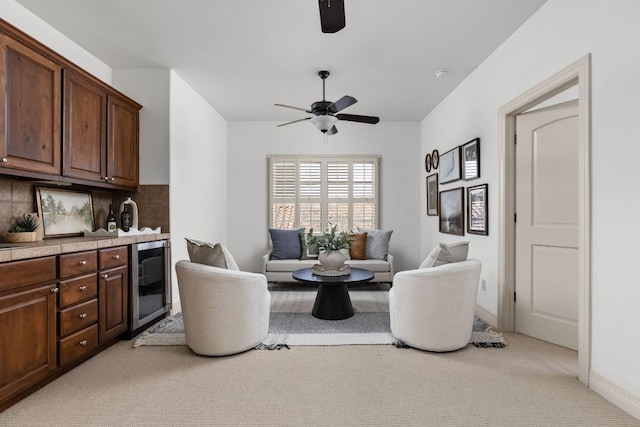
[0,257,57,407]
[99,247,129,343]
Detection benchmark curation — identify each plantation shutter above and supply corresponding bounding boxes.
[268,155,379,232]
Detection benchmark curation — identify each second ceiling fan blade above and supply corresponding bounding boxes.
[318,0,345,33]
[328,95,357,113]
[274,103,312,113]
[277,117,312,127]
[336,113,380,124]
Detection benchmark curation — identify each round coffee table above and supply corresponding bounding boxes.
[292,267,374,320]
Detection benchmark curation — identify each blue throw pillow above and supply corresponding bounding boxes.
[269,228,304,259]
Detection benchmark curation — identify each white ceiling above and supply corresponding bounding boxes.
[15,0,546,122]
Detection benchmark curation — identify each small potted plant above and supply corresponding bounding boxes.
[6,215,40,243]
[307,224,351,270]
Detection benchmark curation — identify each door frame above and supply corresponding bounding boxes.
[497,54,591,385]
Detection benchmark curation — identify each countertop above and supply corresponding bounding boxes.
[0,233,171,263]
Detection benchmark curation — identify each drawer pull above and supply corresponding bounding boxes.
[79,260,87,266]
[113,254,120,260]
[102,274,108,279]
[79,340,88,346]
[79,313,87,319]
[50,287,59,293]
[79,285,87,291]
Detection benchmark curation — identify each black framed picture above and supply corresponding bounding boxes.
[425,153,432,172]
[462,138,480,181]
[426,173,439,216]
[439,187,464,236]
[431,149,439,169]
[467,184,488,235]
[439,146,461,184]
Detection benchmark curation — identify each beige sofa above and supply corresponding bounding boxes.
[262,253,394,283]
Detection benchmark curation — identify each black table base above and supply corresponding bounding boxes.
[312,283,354,320]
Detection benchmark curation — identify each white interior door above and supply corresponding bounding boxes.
[515,99,579,350]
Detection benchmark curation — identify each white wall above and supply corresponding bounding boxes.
[112,69,171,185]
[0,0,111,83]
[421,0,640,400]
[227,121,421,274]
[169,70,228,302]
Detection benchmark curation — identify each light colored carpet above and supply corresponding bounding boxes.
[1,334,638,426]
[133,287,506,348]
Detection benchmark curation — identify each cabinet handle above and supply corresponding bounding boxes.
[79,260,87,265]
[50,287,59,293]
[113,254,120,260]
[79,340,88,346]
[79,285,87,291]
[102,176,109,182]
[1,157,7,163]
[110,177,115,182]
[102,274,108,279]
[79,313,87,319]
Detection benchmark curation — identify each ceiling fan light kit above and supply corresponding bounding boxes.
[275,70,379,138]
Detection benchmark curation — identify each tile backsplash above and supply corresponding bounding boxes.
[0,177,170,241]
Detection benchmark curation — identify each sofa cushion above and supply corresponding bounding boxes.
[357,227,393,260]
[269,228,304,259]
[420,241,469,268]
[185,238,239,270]
[349,232,368,260]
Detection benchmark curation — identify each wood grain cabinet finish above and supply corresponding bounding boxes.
[99,264,128,343]
[0,33,61,178]
[0,258,58,406]
[106,95,140,189]
[59,273,98,308]
[59,324,98,367]
[59,251,98,278]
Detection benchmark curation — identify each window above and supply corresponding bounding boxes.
[269,155,379,233]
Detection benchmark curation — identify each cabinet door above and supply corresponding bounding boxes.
[107,95,139,189]
[62,70,107,183]
[0,284,57,402]
[0,35,61,177]
[99,265,128,343]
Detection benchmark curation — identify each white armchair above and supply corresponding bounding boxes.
[175,260,271,356]
[389,259,482,352]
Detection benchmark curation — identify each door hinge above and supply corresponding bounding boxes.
[514,213,517,223]
[514,134,517,144]
[514,292,517,302]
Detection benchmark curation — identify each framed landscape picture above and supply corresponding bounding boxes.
[462,138,480,180]
[439,187,464,236]
[36,187,95,237]
[467,184,488,235]
[426,173,439,216]
[439,146,461,184]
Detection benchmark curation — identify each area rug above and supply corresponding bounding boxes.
[133,288,506,349]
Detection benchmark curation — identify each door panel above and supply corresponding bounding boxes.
[515,100,579,350]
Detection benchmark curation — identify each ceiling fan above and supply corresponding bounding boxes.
[275,70,380,136]
[318,0,346,33]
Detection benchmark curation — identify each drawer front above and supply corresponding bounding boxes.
[99,246,128,270]
[59,299,98,337]
[0,256,56,292]
[60,251,98,278]
[59,273,98,308]
[59,324,98,366]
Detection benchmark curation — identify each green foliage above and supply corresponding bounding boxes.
[8,215,39,233]
[306,224,351,253]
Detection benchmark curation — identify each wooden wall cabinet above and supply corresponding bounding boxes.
[0,34,61,178]
[0,257,57,406]
[63,70,140,190]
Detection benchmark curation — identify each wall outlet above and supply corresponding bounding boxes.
[481,279,487,291]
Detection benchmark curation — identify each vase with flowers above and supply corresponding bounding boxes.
[306,224,352,270]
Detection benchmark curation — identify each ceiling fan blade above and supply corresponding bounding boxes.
[318,0,345,33]
[275,103,312,113]
[326,125,338,135]
[277,117,312,127]
[328,95,357,113]
[336,113,380,124]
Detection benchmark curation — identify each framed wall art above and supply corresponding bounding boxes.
[36,187,95,237]
[431,149,439,170]
[439,146,461,184]
[426,173,439,216]
[439,187,464,236]
[462,138,480,181]
[467,184,488,235]
[425,153,432,172]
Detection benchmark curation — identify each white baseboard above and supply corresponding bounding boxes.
[475,305,497,329]
[590,369,640,420]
